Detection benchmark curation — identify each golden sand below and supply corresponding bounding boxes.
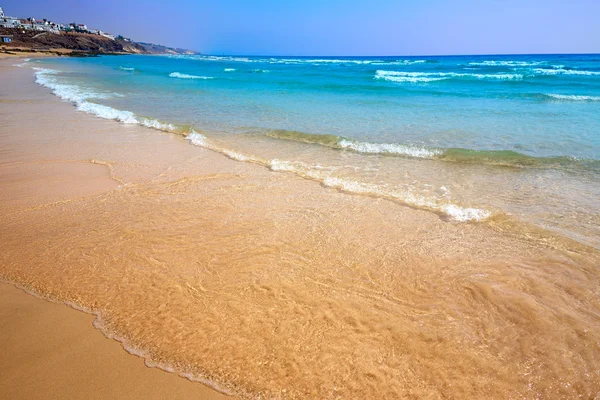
[1,61,599,399]
[0,283,231,400]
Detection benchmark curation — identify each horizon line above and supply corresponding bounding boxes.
[198,52,600,58]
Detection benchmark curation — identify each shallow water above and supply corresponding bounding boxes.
[28,54,600,247]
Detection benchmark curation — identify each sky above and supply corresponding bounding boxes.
[2,0,599,56]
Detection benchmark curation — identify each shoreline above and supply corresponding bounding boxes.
[0,48,142,59]
[30,58,600,250]
[0,59,235,399]
[0,282,231,400]
[2,58,600,398]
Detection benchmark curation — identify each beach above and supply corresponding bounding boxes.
[0,283,230,400]
[0,60,232,399]
[1,57,600,399]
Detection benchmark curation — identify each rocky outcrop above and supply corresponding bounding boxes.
[136,42,197,55]
[0,28,196,55]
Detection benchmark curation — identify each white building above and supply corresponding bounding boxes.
[19,19,32,30]
[0,17,20,28]
[0,6,22,28]
[33,20,60,34]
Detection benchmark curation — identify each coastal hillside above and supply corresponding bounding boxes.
[136,42,196,55]
[0,27,197,55]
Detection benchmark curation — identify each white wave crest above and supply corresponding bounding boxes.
[224,68,237,72]
[34,68,117,103]
[377,75,447,83]
[269,159,324,179]
[375,70,523,83]
[270,162,489,222]
[139,118,178,131]
[76,101,138,124]
[338,139,442,158]
[169,72,214,80]
[544,93,600,101]
[533,68,600,76]
[186,131,210,147]
[168,55,253,63]
[186,131,261,162]
[119,66,135,71]
[322,177,490,222]
[469,60,546,67]
[35,68,180,131]
[440,204,491,222]
[165,55,431,66]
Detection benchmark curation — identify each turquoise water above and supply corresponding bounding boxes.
[29,54,600,246]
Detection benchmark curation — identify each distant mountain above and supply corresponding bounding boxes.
[135,42,197,55]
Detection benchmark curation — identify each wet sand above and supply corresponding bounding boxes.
[1,59,600,399]
[0,60,233,399]
[0,50,73,59]
[0,283,230,400]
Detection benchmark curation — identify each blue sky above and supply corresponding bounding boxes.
[3,0,599,55]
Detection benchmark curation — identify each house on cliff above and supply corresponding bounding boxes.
[19,19,32,30]
[0,6,22,28]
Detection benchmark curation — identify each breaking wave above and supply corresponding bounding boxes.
[35,68,181,132]
[544,93,600,101]
[375,70,524,83]
[34,68,116,103]
[376,68,600,83]
[165,55,434,66]
[169,72,214,80]
[468,60,546,67]
[264,129,599,170]
[265,129,441,158]
[533,68,600,76]
[338,139,442,158]
[119,66,135,71]
[186,132,491,222]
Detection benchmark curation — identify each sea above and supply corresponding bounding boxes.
[27,54,600,248]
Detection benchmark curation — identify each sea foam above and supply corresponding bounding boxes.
[169,72,214,80]
[468,60,546,67]
[34,68,180,132]
[338,139,442,158]
[168,55,431,66]
[533,68,600,76]
[186,132,490,222]
[321,177,490,222]
[544,93,600,101]
[76,101,138,124]
[375,70,523,83]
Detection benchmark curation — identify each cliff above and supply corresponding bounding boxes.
[0,28,197,55]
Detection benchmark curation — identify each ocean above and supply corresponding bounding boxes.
[29,54,600,248]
